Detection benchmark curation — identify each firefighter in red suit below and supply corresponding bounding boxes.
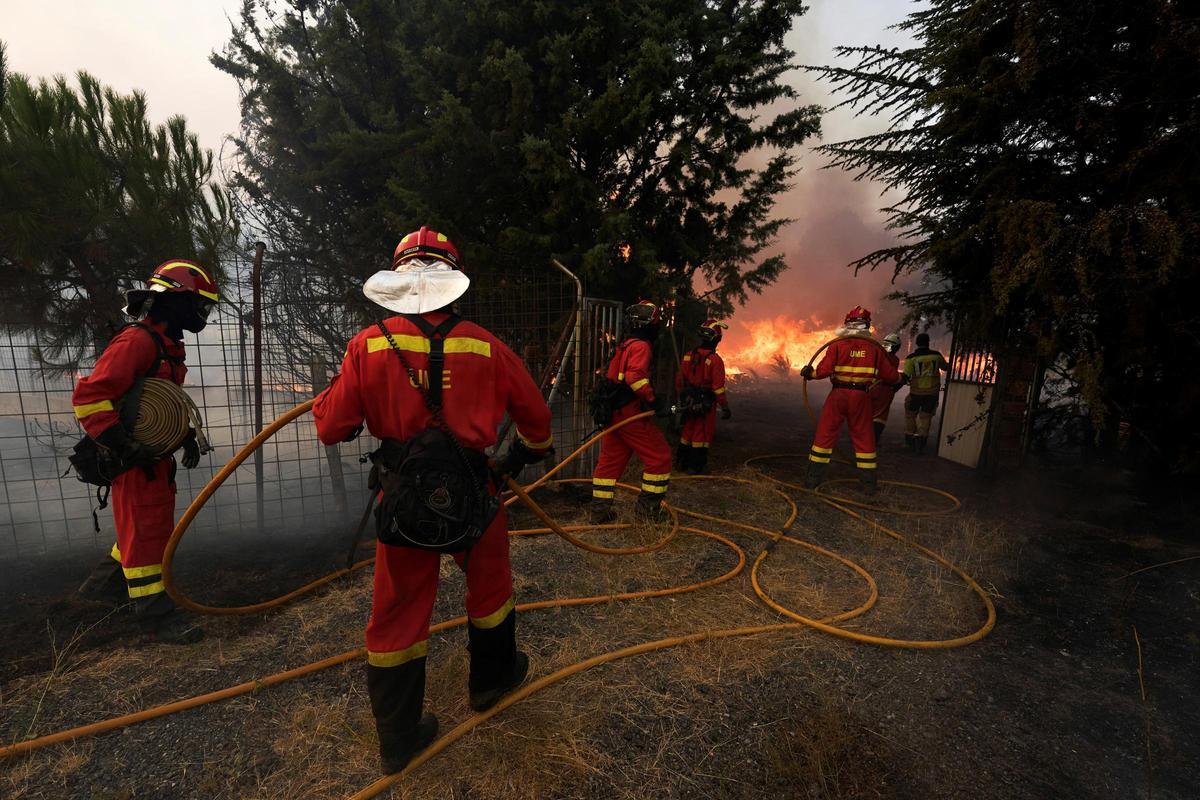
[313,227,553,775]
[589,301,674,524]
[800,307,900,491]
[73,260,216,644]
[868,332,905,445]
[675,319,731,475]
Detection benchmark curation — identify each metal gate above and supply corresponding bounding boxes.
[938,347,997,468]
[569,298,623,476]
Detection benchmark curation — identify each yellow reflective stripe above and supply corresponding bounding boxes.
[366,336,492,357]
[197,289,219,301]
[640,483,668,494]
[810,445,833,455]
[857,462,878,470]
[714,387,726,394]
[855,452,877,459]
[159,261,214,284]
[592,489,615,499]
[110,543,122,562]
[833,376,873,384]
[123,563,162,579]
[629,378,649,391]
[367,640,429,667]
[833,365,879,374]
[518,432,554,450]
[642,472,671,482]
[127,580,165,598]
[704,358,712,366]
[73,400,114,419]
[691,442,710,448]
[682,355,692,362]
[592,478,617,486]
[679,438,691,445]
[617,372,625,380]
[808,455,831,464]
[470,597,514,629]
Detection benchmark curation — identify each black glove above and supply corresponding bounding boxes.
[720,406,732,420]
[800,365,815,380]
[497,440,554,480]
[180,429,201,469]
[96,424,158,470]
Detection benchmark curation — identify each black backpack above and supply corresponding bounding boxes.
[367,315,500,553]
[588,377,636,428]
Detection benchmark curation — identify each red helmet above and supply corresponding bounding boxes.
[625,300,662,327]
[698,319,728,345]
[392,226,461,270]
[844,306,871,327]
[124,259,219,317]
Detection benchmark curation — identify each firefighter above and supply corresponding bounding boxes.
[589,300,674,524]
[675,319,731,475]
[313,227,553,775]
[869,332,905,446]
[799,306,900,491]
[73,260,215,644]
[903,332,951,454]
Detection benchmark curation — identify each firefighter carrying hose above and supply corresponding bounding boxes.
[869,332,905,446]
[903,332,950,454]
[800,306,900,491]
[589,301,674,524]
[313,227,553,775]
[675,319,731,475]
[73,260,216,644]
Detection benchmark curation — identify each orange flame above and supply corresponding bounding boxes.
[722,315,844,372]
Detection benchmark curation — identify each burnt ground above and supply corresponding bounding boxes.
[1,380,1197,799]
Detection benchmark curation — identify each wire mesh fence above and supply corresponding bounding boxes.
[0,253,610,560]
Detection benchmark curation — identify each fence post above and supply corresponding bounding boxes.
[310,357,347,512]
[251,241,266,533]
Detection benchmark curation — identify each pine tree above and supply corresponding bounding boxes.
[212,0,820,318]
[812,1,1200,471]
[0,43,238,369]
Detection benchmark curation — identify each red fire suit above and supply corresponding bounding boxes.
[808,336,900,473]
[72,322,185,604]
[868,351,902,428]
[591,337,673,501]
[675,346,728,449]
[313,313,552,670]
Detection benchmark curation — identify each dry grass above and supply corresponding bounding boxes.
[1,471,1019,799]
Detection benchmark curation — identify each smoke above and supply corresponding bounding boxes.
[723,0,924,355]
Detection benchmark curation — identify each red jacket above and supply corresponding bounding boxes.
[313,313,552,454]
[72,322,187,439]
[606,337,657,405]
[675,347,728,408]
[814,336,900,389]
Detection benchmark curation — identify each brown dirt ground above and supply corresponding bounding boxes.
[2,380,1197,799]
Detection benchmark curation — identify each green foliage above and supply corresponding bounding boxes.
[813,1,1200,470]
[213,0,820,316]
[0,42,237,367]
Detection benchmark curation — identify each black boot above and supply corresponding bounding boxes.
[691,448,709,476]
[368,659,439,774]
[136,593,204,644]
[675,443,693,472]
[77,555,127,605]
[467,607,529,711]
[916,436,928,455]
[804,460,828,489]
[634,492,669,522]
[860,469,878,495]
[873,421,885,447]
[904,435,916,452]
[588,498,617,524]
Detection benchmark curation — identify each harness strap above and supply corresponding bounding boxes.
[403,314,461,410]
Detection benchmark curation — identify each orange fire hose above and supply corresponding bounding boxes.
[3,390,995,798]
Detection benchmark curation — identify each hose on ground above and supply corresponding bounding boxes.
[3,344,995,800]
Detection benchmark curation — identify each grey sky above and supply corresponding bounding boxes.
[3,0,920,327]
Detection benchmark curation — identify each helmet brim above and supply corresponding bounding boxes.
[363,268,470,314]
